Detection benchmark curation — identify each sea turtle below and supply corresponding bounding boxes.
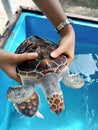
[7,36,84,118]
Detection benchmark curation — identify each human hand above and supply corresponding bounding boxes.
[0,50,38,82]
[51,24,75,66]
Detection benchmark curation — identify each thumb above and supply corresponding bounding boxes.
[66,58,72,66]
[51,47,63,58]
[14,52,38,63]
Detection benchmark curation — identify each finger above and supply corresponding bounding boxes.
[67,57,74,66]
[14,52,38,63]
[66,59,71,66]
[51,47,64,58]
[9,71,21,82]
[2,64,21,82]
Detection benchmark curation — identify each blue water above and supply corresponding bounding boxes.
[0,12,98,130]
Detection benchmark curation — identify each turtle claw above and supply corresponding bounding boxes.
[14,92,40,118]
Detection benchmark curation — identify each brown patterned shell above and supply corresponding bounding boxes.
[15,92,39,117]
[15,36,67,79]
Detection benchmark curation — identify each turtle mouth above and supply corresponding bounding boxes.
[47,94,65,115]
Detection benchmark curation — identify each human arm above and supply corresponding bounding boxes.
[33,0,75,65]
[0,49,38,82]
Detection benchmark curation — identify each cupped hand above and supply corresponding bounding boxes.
[51,24,75,66]
[0,50,38,82]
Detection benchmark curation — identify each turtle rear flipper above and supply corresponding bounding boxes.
[63,74,84,89]
[14,92,40,118]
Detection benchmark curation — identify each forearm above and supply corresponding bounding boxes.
[0,49,6,68]
[33,0,67,27]
[33,0,74,36]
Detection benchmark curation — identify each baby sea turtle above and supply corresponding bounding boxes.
[7,36,84,117]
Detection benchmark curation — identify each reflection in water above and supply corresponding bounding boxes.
[70,53,98,82]
[84,95,95,124]
[69,53,98,129]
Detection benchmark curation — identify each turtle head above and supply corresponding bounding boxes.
[7,86,40,118]
[7,86,18,102]
[47,93,65,115]
[7,86,35,104]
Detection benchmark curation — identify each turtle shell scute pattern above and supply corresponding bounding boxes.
[15,92,39,117]
[15,36,67,79]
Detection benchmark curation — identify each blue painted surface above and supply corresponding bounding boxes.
[0,12,98,130]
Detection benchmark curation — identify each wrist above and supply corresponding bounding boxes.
[56,18,72,33]
[59,24,75,37]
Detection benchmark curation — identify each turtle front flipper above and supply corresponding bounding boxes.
[63,74,84,89]
[14,92,40,117]
[47,93,64,115]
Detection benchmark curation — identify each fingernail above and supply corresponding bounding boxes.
[29,53,38,57]
[51,52,57,58]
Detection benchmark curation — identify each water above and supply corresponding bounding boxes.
[1,43,98,130]
[0,12,98,130]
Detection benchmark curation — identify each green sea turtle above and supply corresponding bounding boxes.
[7,36,84,118]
